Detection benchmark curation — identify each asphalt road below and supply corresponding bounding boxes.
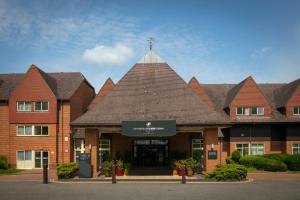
[0,180,299,200]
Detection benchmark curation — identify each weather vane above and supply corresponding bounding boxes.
[147,37,155,50]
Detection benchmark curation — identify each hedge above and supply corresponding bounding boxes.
[239,156,287,171]
[0,156,8,169]
[205,164,247,181]
[263,153,289,163]
[56,163,79,179]
[285,155,300,171]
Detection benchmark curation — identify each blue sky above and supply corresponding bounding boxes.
[0,0,300,91]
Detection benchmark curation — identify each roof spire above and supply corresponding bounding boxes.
[148,37,154,50]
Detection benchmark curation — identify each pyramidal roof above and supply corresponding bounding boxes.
[72,51,231,126]
[138,50,165,64]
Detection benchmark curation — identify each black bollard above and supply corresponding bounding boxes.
[43,163,48,184]
[112,164,116,184]
[181,167,186,184]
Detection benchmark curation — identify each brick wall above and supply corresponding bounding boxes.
[230,77,271,118]
[8,124,57,169]
[287,86,300,118]
[0,102,9,159]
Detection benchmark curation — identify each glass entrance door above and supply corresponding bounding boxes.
[133,140,168,166]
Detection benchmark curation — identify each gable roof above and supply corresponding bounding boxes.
[188,77,214,108]
[0,65,94,101]
[72,62,231,126]
[223,76,250,108]
[274,78,300,108]
[88,78,115,109]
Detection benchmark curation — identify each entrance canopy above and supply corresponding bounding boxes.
[121,120,176,137]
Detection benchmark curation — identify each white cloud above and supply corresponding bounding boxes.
[252,46,272,58]
[82,44,134,65]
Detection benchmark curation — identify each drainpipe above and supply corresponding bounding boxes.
[61,100,64,163]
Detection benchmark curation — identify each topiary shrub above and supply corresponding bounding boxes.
[231,150,241,163]
[56,163,79,179]
[285,155,300,171]
[0,155,8,169]
[205,164,247,181]
[263,153,289,163]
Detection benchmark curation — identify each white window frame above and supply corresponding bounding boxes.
[251,143,265,155]
[16,101,32,112]
[236,106,264,116]
[34,101,49,112]
[293,106,300,115]
[16,125,49,136]
[292,143,300,155]
[236,143,249,156]
[33,151,49,169]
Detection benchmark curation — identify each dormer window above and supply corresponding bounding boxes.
[293,106,300,115]
[34,101,49,112]
[236,107,264,116]
[17,101,32,112]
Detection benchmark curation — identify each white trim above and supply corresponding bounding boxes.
[16,101,32,112]
[293,106,300,115]
[16,125,49,136]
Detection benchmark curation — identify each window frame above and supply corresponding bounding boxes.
[236,143,249,156]
[236,106,264,116]
[293,106,300,115]
[292,143,300,155]
[16,125,49,136]
[251,143,265,155]
[34,101,49,112]
[16,101,32,112]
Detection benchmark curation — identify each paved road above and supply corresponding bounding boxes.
[0,180,299,200]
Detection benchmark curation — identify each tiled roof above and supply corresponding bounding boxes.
[274,78,300,108]
[0,70,94,100]
[72,63,231,126]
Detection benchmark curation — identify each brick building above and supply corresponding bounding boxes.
[0,50,300,176]
[0,65,95,169]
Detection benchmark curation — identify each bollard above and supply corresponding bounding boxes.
[181,167,186,184]
[43,163,48,184]
[112,164,116,184]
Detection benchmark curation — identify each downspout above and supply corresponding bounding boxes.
[61,100,64,163]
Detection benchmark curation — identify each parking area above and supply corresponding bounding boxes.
[0,180,300,200]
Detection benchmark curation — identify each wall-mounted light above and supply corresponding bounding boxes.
[211,144,214,150]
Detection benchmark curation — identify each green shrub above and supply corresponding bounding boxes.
[231,150,241,163]
[205,164,247,181]
[0,156,8,169]
[225,156,235,164]
[185,157,200,173]
[240,156,287,171]
[263,153,289,162]
[285,155,300,171]
[103,160,114,177]
[264,159,287,171]
[56,163,79,179]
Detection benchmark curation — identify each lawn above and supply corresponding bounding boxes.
[0,168,23,175]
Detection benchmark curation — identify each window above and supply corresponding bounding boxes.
[251,144,264,155]
[74,139,85,162]
[293,106,300,115]
[236,144,249,156]
[17,150,32,161]
[192,139,204,162]
[17,125,48,136]
[292,144,300,155]
[17,101,32,112]
[34,126,48,136]
[34,101,49,112]
[236,107,264,116]
[99,139,111,168]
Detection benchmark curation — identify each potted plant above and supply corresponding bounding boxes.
[174,160,185,176]
[124,163,132,176]
[116,159,124,176]
[186,166,193,176]
[103,161,113,177]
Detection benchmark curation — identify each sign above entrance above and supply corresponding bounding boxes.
[121,120,176,137]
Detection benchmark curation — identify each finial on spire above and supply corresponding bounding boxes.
[147,37,154,50]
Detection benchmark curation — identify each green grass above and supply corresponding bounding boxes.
[0,168,23,175]
[246,167,264,173]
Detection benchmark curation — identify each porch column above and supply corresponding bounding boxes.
[85,128,99,177]
[203,128,220,172]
